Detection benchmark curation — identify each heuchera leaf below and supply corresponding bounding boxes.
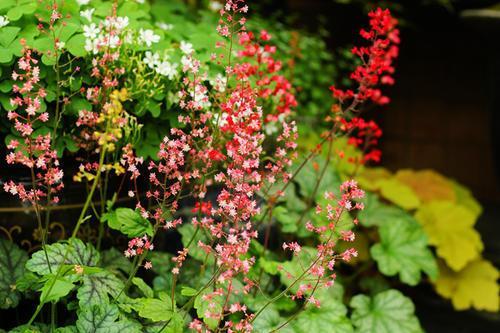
[371,218,438,285]
[357,192,409,227]
[76,303,141,333]
[0,239,28,309]
[434,259,499,312]
[39,276,74,303]
[102,207,153,238]
[415,201,483,271]
[26,238,99,275]
[136,292,175,322]
[292,286,353,333]
[194,290,223,330]
[357,167,392,192]
[395,169,456,203]
[77,271,124,307]
[378,178,421,210]
[350,289,423,333]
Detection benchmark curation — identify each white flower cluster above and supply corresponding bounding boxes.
[83,16,130,54]
[143,51,178,79]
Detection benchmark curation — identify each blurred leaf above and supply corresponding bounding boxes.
[395,169,456,203]
[371,218,438,285]
[415,202,483,271]
[435,259,499,312]
[0,239,28,309]
[378,178,421,210]
[350,289,423,333]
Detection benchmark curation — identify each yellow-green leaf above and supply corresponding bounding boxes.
[434,259,499,312]
[357,167,392,192]
[415,202,483,271]
[378,178,421,210]
[395,169,456,203]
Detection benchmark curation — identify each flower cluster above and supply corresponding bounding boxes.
[4,45,63,205]
[282,180,365,307]
[329,8,399,106]
[341,117,383,164]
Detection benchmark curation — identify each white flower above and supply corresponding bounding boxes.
[209,1,223,12]
[156,61,178,79]
[77,0,90,5]
[84,38,99,54]
[143,51,160,69]
[56,41,65,50]
[180,41,193,54]
[212,73,227,92]
[156,22,173,31]
[139,29,160,47]
[104,16,129,31]
[0,15,9,28]
[136,0,145,3]
[83,23,100,39]
[115,17,129,30]
[80,8,94,22]
[107,35,121,49]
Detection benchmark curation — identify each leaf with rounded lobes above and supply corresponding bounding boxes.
[136,292,175,322]
[435,259,499,312]
[253,307,294,333]
[77,271,124,308]
[194,290,223,330]
[26,239,99,276]
[415,201,483,271]
[102,208,153,238]
[357,192,410,227]
[0,26,21,47]
[76,303,141,333]
[350,289,423,333]
[292,285,352,333]
[378,178,421,210]
[371,218,438,286]
[0,239,28,309]
[66,33,86,57]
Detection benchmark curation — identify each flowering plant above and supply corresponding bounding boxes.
[2,1,486,333]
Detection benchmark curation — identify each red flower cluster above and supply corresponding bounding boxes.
[329,8,399,106]
[341,117,383,163]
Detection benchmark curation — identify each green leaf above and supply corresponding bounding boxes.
[100,247,133,273]
[0,239,28,309]
[293,157,341,200]
[77,271,124,307]
[132,277,154,298]
[76,303,141,333]
[273,206,299,233]
[293,287,353,333]
[178,224,214,264]
[26,239,99,275]
[66,33,86,57]
[102,208,153,238]
[253,307,294,333]
[39,275,74,303]
[279,247,316,293]
[357,193,409,227]
[0,27,21,47]
[350,289,423,333]
[371,218,438,285]
[181,286,198,297]
[194,290,223,330]
[137,292,175,322]
[0,47,13,63]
